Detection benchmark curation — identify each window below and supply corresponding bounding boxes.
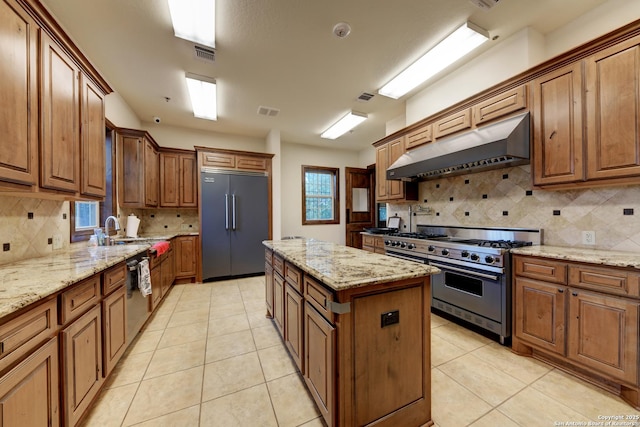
[74,201,99,230]
[302,166,339,225]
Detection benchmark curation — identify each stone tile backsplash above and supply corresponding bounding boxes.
[388,165,640,252]
[117,207,199,236]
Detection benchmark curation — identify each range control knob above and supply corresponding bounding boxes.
[461,250,470,258]
[384,240,391,246]
[391,241,398,247]
[400,242,407,248]
[407,243,416,249]
[470,253,479,261]
[441,249,450,256]
[485,256,495,264]
[428,245,435,252]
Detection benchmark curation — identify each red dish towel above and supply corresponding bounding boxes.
[152,241,170,256]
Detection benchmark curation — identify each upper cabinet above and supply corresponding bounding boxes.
[160,149,198,208]
[0,0,111,198]
[117,128,159,208]
[375,137,418,202]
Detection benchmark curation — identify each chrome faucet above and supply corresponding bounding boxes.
[105,216,121,246]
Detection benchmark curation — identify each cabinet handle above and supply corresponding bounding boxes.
[572,292,578,296]
[558,288,564,293]
[549,130,557,139]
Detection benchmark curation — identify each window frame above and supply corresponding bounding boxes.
[301,165,340,225]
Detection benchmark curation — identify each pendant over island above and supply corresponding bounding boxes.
[263,238,440,427]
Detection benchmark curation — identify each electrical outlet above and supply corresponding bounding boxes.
[582,231,596,245]
[52,234,63,250]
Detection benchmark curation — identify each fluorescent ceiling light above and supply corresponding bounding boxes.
[321,111,368,140]
[168,0,215,47]
[185,73,217,120]
[378,22,489,99]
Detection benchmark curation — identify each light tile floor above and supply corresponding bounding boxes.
[82,277,640,426]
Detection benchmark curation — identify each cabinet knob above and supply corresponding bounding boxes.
[572,292,578,296]
[558,288,564,293]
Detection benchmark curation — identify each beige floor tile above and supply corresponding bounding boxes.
[498,387,590,426]
[144,312,171,332]
[431,313,450,328]
[243,298,267,313]
[258,344,297,381]
[172,298,210,314]
[268,373,320,427]
[468,409,520,427]
[157,322,208,348]
[200,383,278,427]
[205,329,256,363]
[247,310,273,329]
[531,370,640,419]
[129,405,200,427]
[166,307,210,328]
[80,383,138,427]
[153,300,176,317]
[431,322,493,352]
[297,417,326,427]
[252,323,282,349]
[209,301,246,320]
[431,333,467,367]
[144,339,206,379]
[208,313,249,337]
[439,353,526,406]
[128,329,163,355]
[431,368,492,427]
[202,352,265,401]
[471,342,552,384]
[106,351,154,389]
[123,366,203,426]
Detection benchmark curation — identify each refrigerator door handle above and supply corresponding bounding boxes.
[225,194,230,230]
[232,194,237,230]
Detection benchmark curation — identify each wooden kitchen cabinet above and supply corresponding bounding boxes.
[375,137,417,202]
[0,0,39,189]
[273,271,285,337]
[80,75,106,198]
[472,85,527,125]
[149,262,163,312]
[433,108,471,138]
[144,138,159,207]
[265,261,274,317]
[174,235,198,282]
[61,304,103,427]
[161,247,174,297]
[102,287,126,378]
[117,128,160,208]
[197,147,272,172]
[405,123,432,150]
[0,337,59,427]
[160,150,198,208]
[362,234,385,254]
[285,282,304,373]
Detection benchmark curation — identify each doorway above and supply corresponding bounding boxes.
[345,166,375,248]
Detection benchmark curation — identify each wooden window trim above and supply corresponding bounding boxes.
[302,165,340,225]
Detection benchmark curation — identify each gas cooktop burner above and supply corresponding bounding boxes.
[386,232,447,240]
[477,240,533,249]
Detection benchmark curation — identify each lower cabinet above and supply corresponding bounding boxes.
[61,304,103,427]
[0,337,59,427]
[150,263,163,312]
[273,272,285,336]
[284,283,304,373]
[175,235,198,283]
[265,262,274,317]
[102,287,127,377]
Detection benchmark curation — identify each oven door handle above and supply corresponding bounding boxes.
[386,252,426,264]
[429,262,499,281]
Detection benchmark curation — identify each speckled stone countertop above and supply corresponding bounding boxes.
[511,245,640,269]
[0,244,150,319]
[263,239,439,291]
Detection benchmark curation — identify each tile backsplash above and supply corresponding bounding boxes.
[388,165,640,252]
[117,207,199,236]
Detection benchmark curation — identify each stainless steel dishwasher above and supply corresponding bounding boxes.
[125,252,151,346]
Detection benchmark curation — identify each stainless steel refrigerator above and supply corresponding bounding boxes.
[201,169,269,281]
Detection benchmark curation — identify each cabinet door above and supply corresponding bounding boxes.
[80,74,106,198]
[273,272,285,337]
[0,0,38,186]
[472,85,527,125]
[0,337,59,427]
[532,62,584,185]
[514,277,566,355]
[265,262,274,318]
[567,289,639,384]
[585,35,640,180]
[119,135,143,206]
[61,305,103,427]
[175,236,197,278]
[40,32,80,193]
[375,144,389,201]
[180,153,198,207]
[161,251,172,296]
[144,139,158,207]
[433,108,471,138]
[304,302,335,427]
[149,265,162,312]
[284,283,304,373]
[159,152,179,207]
[102,287,126,377]
[387,137,405,200]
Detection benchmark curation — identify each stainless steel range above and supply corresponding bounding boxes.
[384,225,542,344]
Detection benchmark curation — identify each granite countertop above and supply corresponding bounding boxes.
[263,239,439,291]
[0,244,152,319]
[511,245,640,269]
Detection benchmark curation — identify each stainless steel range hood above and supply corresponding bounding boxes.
[387,112,530,181]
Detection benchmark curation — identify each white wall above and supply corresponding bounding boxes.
[281,142,361,244]
[105,92,141,129]
[266,130,282,240]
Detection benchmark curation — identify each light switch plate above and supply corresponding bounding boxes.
[52,234,63,250]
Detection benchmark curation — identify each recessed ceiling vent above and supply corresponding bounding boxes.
[469,0,499,10]
[257,106,280,117]
[357,92,375,101]
[194,45,216,63]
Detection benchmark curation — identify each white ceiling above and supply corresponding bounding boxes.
[41,0,609,151]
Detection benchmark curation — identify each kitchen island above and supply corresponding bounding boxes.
[263,238,439,427]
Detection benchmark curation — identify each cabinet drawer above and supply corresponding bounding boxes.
[405,124,433,149]
[59,275,101,325]
[568,265,640,297]
[514,256,567,284]
[434,108,471,138]
[0,299,57,373]
[473,86,527,125]
[103,262,126,296]
[236,155,267,171]
[201,151,235,168]
[362,235,380,248]
[285,262,303,293]
[273,253,284,276]
[304,276,334,324]
[265,248,273,265]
